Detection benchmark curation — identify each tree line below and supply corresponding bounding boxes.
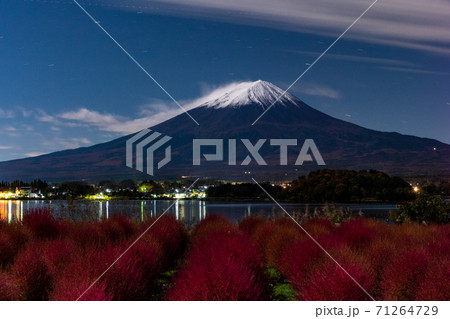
[207,170,417,202]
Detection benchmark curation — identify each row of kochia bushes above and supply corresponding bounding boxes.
[0,208,448,300]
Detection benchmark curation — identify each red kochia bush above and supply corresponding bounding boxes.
[74,283,113,301]
[416,258,450,301]
[167,229,269,300]
[238,216,267,237]
[140,214,187,267]
[0,223,29,267]
[263,218,305,267]
[297,260,375,301]
[362,219,391,239]
[66,222,106,250]
[51,238,163,301]
[103,238,163,301]
[50,253,113,302]
[0,271,19,301]
[381,249,430,301]
[40,240,76,277]
[334,219,375,251]
[51,272,113,301]
[425,236,450,258]
[250,220,277,252]
[363,239,398,285]
[189,214,234,247]
[11,243,53,300]
[65,215,135,250]
[390,223,435,250]
[277,238,324,279]
[302,218,335,237]
[23,208,61,239]
[415,232,449,301]
[277,234,344,296]
[99,214,136,244]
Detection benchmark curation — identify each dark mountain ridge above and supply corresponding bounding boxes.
[1,81,448,182]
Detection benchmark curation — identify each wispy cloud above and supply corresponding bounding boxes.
[25,152,46,157]
[59,108,121,127]
[36,109,60,125]
[16,106,32,118]
[291,50,416,67]
[0,106,33,120]
[291,84,341,99]
[0,145,13,150]
[55,82,257,133]
[7,132,20,137]
[291,50,449,75]
[58,107,177,134]
[107,0,450,54]
[47,137,92,150]
[0,108,15,119]
[380,66,450,76]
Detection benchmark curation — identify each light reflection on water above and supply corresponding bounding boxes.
[0,200,396,226]
[0,200,26,223]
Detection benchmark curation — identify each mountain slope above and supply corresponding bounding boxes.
[0,81,449,182]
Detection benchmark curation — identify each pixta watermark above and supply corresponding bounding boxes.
[126,130,325,176]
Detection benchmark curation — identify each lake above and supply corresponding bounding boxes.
[0,199,398,226]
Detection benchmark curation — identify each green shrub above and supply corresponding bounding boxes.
[395,193,449,224]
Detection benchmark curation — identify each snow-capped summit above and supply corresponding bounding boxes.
[198,80,299,109]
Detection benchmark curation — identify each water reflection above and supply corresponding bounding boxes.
[0,199,395,225]
[0,200,23,223]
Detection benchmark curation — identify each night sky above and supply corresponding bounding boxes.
[0,0,449,161]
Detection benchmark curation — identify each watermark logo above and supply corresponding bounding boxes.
[126,129,172,176]
[127,134,325,176]
[193,139,325,166]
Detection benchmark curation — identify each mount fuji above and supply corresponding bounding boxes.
[196,80,298,109]
[1,80,449,182]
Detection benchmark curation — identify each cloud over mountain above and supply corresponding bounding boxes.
[106,0,450,54]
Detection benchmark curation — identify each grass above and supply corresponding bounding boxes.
[266,267,296,301]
